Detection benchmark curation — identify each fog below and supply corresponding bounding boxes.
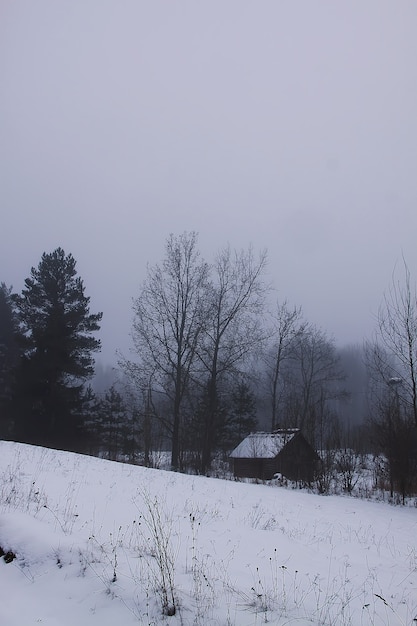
[1,1,416,365]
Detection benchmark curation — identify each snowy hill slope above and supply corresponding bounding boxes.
[0,441,416,625]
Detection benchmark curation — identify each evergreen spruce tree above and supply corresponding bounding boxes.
[13,248,102,448]
[0,283,20,435]
[96,385,129,461]
[221,380,257,451]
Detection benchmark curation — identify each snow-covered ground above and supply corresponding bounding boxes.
[0,441,416,625]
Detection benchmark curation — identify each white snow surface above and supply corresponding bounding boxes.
[0,441,416,625]
[230,431,298,458]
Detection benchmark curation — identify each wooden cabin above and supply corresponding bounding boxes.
[229,429,319,482]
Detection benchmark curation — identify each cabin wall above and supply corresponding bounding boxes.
[232,435,319,482]
[277,437,318,482]
[233,458,263,479]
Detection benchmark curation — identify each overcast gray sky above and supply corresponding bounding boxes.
[1,1,417,365]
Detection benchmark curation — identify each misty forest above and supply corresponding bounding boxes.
[1,232,417,502]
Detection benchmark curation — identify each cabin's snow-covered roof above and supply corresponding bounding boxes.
[230,429,299,459]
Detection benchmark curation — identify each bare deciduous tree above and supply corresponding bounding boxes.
[129,232,209,470]
[376,259,417,428]
[197,245,268,473]
[365,259,417,499]
[283,326,346,448]
[263,301,304,431]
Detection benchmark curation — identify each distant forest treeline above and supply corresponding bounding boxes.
[1,233,416,498]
